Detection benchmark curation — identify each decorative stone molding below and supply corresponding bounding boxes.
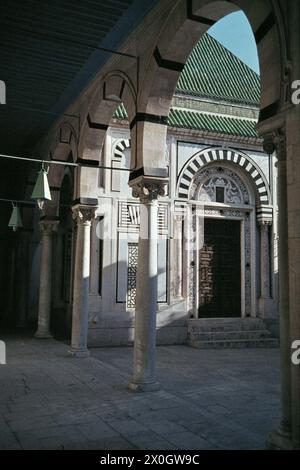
[192,166,250,205]
[118,200,168,233]
[257,205,273,225]
[186,205,252,318]
[72,204,97,225]
[178,147,270,204]
[127,242,138,309]
[113,138,131,160]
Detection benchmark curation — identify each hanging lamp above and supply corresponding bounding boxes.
[31,162,52,210]
[8,202,23,231]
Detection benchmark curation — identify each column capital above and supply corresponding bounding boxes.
[174,214,183,223]
[39,219,59,234]
[72,204,97,225]
[262,128,286,161]
[257,205,273,226]
[258,219,272,227]
[131,176,167,203]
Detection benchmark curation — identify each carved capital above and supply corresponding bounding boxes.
[258,219,272,228]
[263,128,286,161]
[174,214,183,224]
[72,204,97,225]
[39,219,59,235]
[131,178,167,203]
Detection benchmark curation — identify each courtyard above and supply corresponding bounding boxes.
[0,337,280,450]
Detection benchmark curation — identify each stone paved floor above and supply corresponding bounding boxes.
[0,336,280,450]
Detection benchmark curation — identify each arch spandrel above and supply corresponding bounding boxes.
[78,71,136,165]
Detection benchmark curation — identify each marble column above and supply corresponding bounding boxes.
[69,204,97,357]
[89,218,100,296]
[173,215,183,299]
[17,232,30,328]
[264,133,292,449]
[258,219,272,317]
[129,178,166,391]
[35,220,58,339]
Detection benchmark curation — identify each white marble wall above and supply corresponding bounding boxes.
[87,127,278,346]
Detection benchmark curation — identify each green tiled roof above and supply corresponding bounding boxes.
[113,33,260,137]
[177,34,260,105]
[168,109,258,137]
[114,105,258,137]
[114,102,128,120]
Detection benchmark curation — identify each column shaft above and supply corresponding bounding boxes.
[277,158,292,437]
[35,221,58,338]
[173,215,183,299]
[260,223,271,299]
[70,205,96,357]
[129,179,165,391]
[258,220,272,318]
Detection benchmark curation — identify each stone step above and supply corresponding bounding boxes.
[188,338,279,349]
[187,318,268,333]
[188,329,273,342]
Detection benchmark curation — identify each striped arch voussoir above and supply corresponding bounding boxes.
[177,148,270,204]
[114,138,131,159]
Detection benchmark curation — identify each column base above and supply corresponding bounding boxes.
[266,428,293,450]
[34,331,52,339]
[128,380,160,392]
[68,348,90,358]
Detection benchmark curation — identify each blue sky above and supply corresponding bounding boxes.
[208,11,260,74]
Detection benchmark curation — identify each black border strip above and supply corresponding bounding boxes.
[130,112,168,130]
[255,12,275,43]
[186,0,216,25]
[259,101,279,121]
[153,47,185,72]
[72,197,98,206]
[76,157,99,167]
[129,167,144,181]
[119,79,126,100]
[87,113,108,131]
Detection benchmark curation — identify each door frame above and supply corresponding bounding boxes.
[197,217,242,319]
[185,201,256,319]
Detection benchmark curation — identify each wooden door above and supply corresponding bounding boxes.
[198,219,241,318]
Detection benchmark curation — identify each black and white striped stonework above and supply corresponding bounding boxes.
[177,148,270,204]
[114,139,131,159]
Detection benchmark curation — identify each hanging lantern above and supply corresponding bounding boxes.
[31,163,52,210]
[8,203,23,232]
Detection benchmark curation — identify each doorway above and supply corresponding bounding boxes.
[198,218,241,318]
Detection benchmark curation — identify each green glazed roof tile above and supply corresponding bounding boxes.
[168,109,258,137]
[113,33,260,137]
[176,34,260,105]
